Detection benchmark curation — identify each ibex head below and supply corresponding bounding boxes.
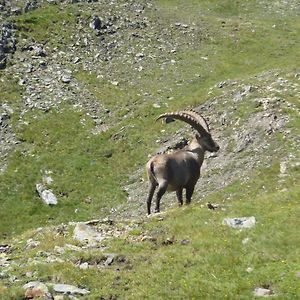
[157,110,219,153]
[146,110,219,214]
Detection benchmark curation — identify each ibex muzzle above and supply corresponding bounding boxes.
[146,110,219,214]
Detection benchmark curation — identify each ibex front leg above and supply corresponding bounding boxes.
[176,189,183,206]
[186,183,196,204]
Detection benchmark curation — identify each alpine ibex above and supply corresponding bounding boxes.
[146,110,219,214]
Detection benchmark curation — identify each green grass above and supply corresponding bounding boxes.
[12,4,80,46]
[1,164,299,299]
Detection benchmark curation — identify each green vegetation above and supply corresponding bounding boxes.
[0,0,300,298]
[1,165,299,299]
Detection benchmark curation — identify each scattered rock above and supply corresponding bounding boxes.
[253,287,275,297]
[52,284,90,295]
[89,15,102,30]
[73,222,105,245]
[23,281,51,299]
[25,239,40,249]
[36,183,58,205]
[24,0,39,13]
[141,235,156,242]
[222,217,256,229]
[279,161,287,177]
[162,237,175,245]
[79,262,89,270]
[0,244,10,253]
[234,133,252,153]
[104,253,116,267]
[207,202,218,210]
[54,246,65,254]
[61,74,72,83]
[242,237,250,245]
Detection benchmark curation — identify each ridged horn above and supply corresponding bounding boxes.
[182,109,210,133]
[156,111,209,136]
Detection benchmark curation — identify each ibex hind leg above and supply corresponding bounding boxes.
[155,181,168,213]
[147,184,156,215]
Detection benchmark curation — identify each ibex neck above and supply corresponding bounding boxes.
[186,138,205,160]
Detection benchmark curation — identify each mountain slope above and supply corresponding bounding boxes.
[0,0,299,299]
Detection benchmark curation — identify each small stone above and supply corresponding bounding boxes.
[42,175,53,185]
[73,222,105,245]
[89,16,102,30]
[222,217,256,229]
[0,245,10,253]
[11,7,22,15]
[54,246,65,254]
[52,284,90,295]
[73,57,81,64]
[36,183,58,205]
[104,253,116,266]
[23,281,51,299]
[25,239,40,249]
[253,287,274,297]
[79,262,89,270]
[180,239,190,245]
[135,52,144,58]
[207,202,218,210]
[242,237,250,245]
[153,103,161,108]
[61,75,71,83]
[162,237,175,245]
[141,236,156,242]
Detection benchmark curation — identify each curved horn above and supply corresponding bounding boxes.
[182,109,210,133]
[156,111,209,136]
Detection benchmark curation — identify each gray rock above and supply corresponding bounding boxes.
[23,281,49,292]
[104,253,116,266]
[73,222,105,245]
[33,45,47,57]
[253,287,274,297]
[223,217,256,229]
[25,239,41,249]
[52,284,90,295]
[36,183,58,205]
[24,0,38,13]
[23,281,52,299]
[235,133,252,153]
[0,22,16,69]
[10,7,22,15]
[61,75,71,83]
[79,262,89,270]
[89,16,102,30]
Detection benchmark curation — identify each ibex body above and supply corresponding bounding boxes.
[146,111,219,214]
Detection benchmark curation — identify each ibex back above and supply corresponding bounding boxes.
[146,110,219,214]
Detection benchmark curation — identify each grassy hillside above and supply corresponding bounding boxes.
[0,0,299,299]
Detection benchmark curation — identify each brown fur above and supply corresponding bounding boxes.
[146,112,219,214]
